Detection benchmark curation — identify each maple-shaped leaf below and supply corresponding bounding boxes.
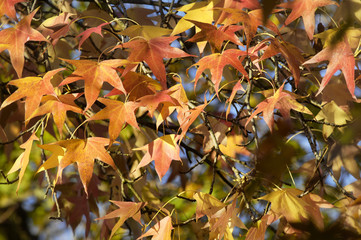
[219,134,251,158]
[96,201,146,240]
[191,118,228,152]
[209,200,247,239]
[190,49,248,96]
[245,83,312,131]
[315,101,352,138]
[193,192,226,220]
[218,8,281,48]
[328,143,361,180]
[171,1,220,36]
[303,37,355,98]
[60,59,129,110]
[217,0,261,24]
[37,137,116,195]
[7,133,38,193]
[120,25,172,40]
[259,188,332,229]
[105,71,161,101]
[245,214,276,240]
[176,103,206,143]
[39,12,76,45]
[186,20,243,52]
[0,9,48,77]
[138,216,173,240]
[77,22,109,50]
[27,94,82,137]
[136,89,179,117]
[114,36,194,89]
[0,0,25,19]
[134,134,181,180]
[254,38,305,86]
[279,0,338,40]
[86,98,139,145]
[0,68,64,122]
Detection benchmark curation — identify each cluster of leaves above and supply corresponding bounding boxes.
[0,0,361,239]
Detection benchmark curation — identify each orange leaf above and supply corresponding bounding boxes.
[0,9,48,77]
[115,36,194,89]
[7,133,38,193]
[38,137,116,196]
[135,90,179,117]
[137,216,173,240]
[96,201,146,239]
[27,94,82,137]
[245,83,312,131]
[0,0,25,19]
[190,49,248,96]
[134,134,181,180]
[86,98,139,145]
[279,0,338,40]
[60,59,129,110]
[0,68,64,122]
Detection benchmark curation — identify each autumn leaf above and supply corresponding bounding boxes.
[0,68,64,122]
[171,1,219,36]
[279,0,338,40]
[0,0,25,19]
[27,94,83,137]
[134,134,181,180]
[191,118,228,152]
[120,25,172,40]
[39,12,76,45]
[186,20,243,52]
[216,0,261,24]
[136,89,179,117]
[176,103,206,143]
[245,83,312,131]
[303,37,355,98]
[328,143,361,180]
[0,9,48,77]
[37,137,116,195]
[190,49,248,96]
[315,100,352,138]
[254,38,305,86]
[7,132,38,193]
[96,201,146,240]
[77,22,110,50]
[245,214,276,240]
[86,98,139,145]
[193,192,226,220]
[105,71,161,101]
[259,188,332,229]
[138,216,173,240]
[115,36,194,89]
[219,134,251,158]
[60,59,129,110]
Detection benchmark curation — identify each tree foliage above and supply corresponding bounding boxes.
[0,0,361,239]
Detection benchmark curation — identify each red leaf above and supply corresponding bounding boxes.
[115,36,194,89]
[76,22,110,50]
[0,9,48,77]
[303,37,356,98]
